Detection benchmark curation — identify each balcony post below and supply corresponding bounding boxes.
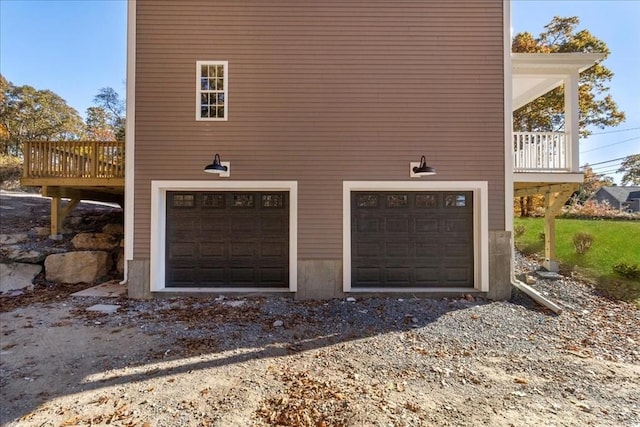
[564,71,580,173]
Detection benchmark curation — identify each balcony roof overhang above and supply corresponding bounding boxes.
[512,52,606,110]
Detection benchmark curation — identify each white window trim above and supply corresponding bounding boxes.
[196,60,229,121]
[151,180,297,293]
[343,181,489,293]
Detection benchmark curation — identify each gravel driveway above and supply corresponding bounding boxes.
[2,262,639,426]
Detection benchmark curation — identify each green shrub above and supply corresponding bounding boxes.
[572,232,594,255]
[613,263,640,280]
[513,224,525,239]
[596,276,640,304]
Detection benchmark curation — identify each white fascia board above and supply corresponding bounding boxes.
[343,181,489,293]
[150,180,298,293]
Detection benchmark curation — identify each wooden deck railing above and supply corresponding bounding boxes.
[23,140,125,180]
[513,132,571,173]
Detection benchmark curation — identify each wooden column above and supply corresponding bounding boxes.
[50,196,62,238]
[564,71,580,172]
[542,184,578,272]
[48,193,80,239]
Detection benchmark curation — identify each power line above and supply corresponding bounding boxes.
[596,168,625,175]
[583,126,640,137]
[581,156,628,167]
[592,164,621,173]
[580,137,640,153]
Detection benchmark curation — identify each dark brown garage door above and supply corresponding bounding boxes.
[166,191,289,288]
[352,191,474,288]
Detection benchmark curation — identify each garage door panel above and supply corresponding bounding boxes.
[415,266,441,284]
[356,217,380,232]
[168,242,197,259]
[262,242,287,257]
[445,243,472,257]
[199,267,225,283]
[443,266,472,285]
[356,242,380,257]
[166,191,289,288]
[201,219,225,232]
[230,267,255,284]
[170,227,200,241]
[355,267,381,284]
[385,267,410,284]
[445,216,473,233]
[352,191,473,288]
[385,217,409,233]
[260,267,287,284]
[231,216,257,233]
[415,218,439,233]
[261,217,287,232]
[385,242,410,257]
[231,242,256,257]
[415,242,439,257]
[167,267,197,284]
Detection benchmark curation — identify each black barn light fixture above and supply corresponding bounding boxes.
[204,153,229,174]
[412,155,436,176]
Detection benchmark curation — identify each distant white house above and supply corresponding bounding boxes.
[593,186,640,213]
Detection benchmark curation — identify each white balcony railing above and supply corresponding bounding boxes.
[513,132,571,173]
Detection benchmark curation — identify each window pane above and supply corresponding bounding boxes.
[173,194,195,207]
[197,62,227,120]
[416,194,437,208]
[262,194,284,208]
[456,195,466,207]
[202,193,225,208]
[357,194,378,208]
[387,195,408,208]
[233,194,254,208]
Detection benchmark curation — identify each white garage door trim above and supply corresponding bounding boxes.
[151,180,298,293]
[343,181,489,293]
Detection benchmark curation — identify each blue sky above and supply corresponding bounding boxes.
[1,0,638,184]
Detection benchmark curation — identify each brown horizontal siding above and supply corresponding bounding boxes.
[133,0,505,260]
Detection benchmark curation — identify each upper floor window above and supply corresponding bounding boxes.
[196,61,228,121]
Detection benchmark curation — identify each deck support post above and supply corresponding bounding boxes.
[542,184,577,272]
[49,196,80,239]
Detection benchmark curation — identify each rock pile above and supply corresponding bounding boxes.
[0,198,123,295]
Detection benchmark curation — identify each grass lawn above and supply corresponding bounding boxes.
[514,217,640,303]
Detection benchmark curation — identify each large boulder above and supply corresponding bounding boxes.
[0,262,42,294]
[0,233,29,245]
[2,246,47,263]
[45,251,112,284]
[102,223,124,235]
[71,233,119,251]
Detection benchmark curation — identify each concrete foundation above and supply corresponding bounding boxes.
[296,259,344,300]
[487,230,512,301]
[127,259,152,299]
[127,233,513,301]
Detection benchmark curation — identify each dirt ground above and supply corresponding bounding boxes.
[1,192,639,426]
